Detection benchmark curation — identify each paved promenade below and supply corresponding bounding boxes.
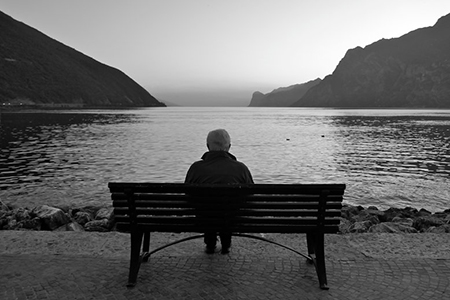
[0,231,449,299]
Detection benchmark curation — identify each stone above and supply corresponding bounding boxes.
[74,211,93,226]
[4,217,20,230]
[20,217,42,230]
[13,207,31,222]
[426,224,450,233]
[55,222,85,232]
[417,208,432,217]
[31,205,71,230]
[368,222,418,233]
[348,221,372,233]
[95,207,114,220]
[445,214,450,224]
[341,205,364,220]
[84,219,110,232]
[392,217,414,227]
[413,216,445,232]
[338,218,353,234]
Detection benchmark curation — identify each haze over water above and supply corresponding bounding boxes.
[1,107,449,212]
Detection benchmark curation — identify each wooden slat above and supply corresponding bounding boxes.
[109,182,346,195]
[115,222,340,234]
[237,209,341,217]
[113,208,342,218]
[112,199,342,209]
[112,192,342,202]
[114,215,340,226]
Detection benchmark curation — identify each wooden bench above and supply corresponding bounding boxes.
[109,182,346,290]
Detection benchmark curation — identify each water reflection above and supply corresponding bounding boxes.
[1,108,449,212]
[329,114,450,209]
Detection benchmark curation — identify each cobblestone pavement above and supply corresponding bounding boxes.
[1,232,449,300]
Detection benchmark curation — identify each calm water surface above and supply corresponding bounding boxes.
[1,107,449,212]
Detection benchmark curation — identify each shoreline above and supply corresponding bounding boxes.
[1,201,449,234]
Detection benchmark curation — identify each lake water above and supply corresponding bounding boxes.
[1,107,449,212]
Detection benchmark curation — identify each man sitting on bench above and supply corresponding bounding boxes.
[185,129,254,254]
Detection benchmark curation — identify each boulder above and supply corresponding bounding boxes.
[413,216,445,232]
[84,219,110,232]
[31,205,70,230]
[353,210,381,225]
[348,221,373,233]
[338,218,353,234]
[20,217,42,230]
[95,207,114,220]
[417,208,432,217]
[368,222,418,233]
[55,222,85,232]
[341,205,364,220]
[13,207,31,221]
[74,211,93,226]
[4,216,20,230]
[392,217,414,227]
[383,207,419,222]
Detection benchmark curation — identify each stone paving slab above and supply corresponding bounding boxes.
[0,231,449,299]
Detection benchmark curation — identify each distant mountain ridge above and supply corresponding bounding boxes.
[0,11,165,107]
[292,13,450,108]
[249,78,321,107]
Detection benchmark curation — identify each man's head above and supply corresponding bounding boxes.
[206,129,231,151]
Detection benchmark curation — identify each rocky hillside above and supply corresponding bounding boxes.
[249,78,321,107]
[293,13,450,108]
[0,11,165,107]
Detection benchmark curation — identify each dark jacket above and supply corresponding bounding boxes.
[185,151,254,184]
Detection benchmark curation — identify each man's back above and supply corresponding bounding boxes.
[185,151,253,184]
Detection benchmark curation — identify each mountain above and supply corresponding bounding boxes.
[293,13,450,108]
[0,11,165,108]
[248,78,321,107]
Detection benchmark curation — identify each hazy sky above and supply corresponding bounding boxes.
[1,1,450,106]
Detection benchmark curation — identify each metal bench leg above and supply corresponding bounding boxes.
[306,233,315,264]
[142,231,151,262]
[314,233,329,290]
[127,230,144,287]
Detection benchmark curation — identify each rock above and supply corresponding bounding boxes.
[341,205,364,220]
[74,211,93,226]
[31,205,70,230]
[338,218,353,234]
[417,208,432,217]
[20,217,42,230]
[13,207,31,221]
[55,222,85,232]
[368,222,418,233]
[84,219,110,232]
[4,217,20,230]
[95,207,114,220]
[392,217,414,227]
[382,207,419,222]
[348,221,373,233]
[413,216,445,232]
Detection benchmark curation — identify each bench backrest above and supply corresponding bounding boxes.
[110,183,345,234]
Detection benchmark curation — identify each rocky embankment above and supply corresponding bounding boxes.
[340,205,450,233]
[0,202,115,232]
[1,201,450,233]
